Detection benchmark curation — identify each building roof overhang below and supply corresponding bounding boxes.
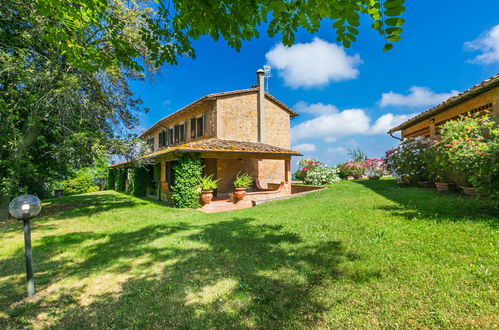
[110,138,302,167]
[388,73,499,134]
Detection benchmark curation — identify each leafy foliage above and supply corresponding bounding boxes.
[199,175,219,191]
[233,173,253,188]
[347,147,368,162]
[171,156,202,208]
[130,167,149,197]
[115,169,127,192]
[61,168,100,195]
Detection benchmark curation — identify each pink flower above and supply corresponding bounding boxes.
[466,138,471,142]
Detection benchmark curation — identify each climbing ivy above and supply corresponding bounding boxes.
[115,169,126,192]
[131,167,149,197]
[171,156,202,208]
[106,168,117,190]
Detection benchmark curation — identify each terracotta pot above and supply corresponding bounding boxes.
[435,182,457,192]
[353,175,362,180]
[200,190,213,206]
[419,181,435,188]
[461,186,477,196]
[233,187,247,204]
[347,176,355,180]
[368,176,380,180]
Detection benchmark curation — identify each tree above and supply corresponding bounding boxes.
[1,0,407,196]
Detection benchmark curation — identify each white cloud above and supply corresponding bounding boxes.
[370,113,416,134]
[293,143,316,153]
[265,37,362,88]
[379,86,459,108]
[161,99,172,108]
[291,102,417,141]
[292,105,370,142]
[294,101,338,115]
[465,24,499,65]
[327,147,347,155]
[324,136,338,143]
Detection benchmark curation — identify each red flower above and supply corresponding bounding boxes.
[302,167,309,172]
[466,138,471,142]
[479,152,485,156]
[452,140,458,145]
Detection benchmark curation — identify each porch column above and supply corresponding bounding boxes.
[284,158,291,194]
[160,161,168,199]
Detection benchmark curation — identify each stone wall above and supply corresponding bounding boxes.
[216,92,292,147]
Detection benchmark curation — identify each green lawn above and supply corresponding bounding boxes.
[0,180,497,328]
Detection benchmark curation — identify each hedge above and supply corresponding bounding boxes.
[131,167,149,197]
[115,169,126,192]
[171,156,202,208]
[107,168,117,190]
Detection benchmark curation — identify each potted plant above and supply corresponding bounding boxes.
[233,172,253,204]
[199,174,219,206]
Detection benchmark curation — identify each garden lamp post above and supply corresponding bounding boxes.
[9,194,42,298]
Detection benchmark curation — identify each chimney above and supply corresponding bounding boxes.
[256,69,265,142]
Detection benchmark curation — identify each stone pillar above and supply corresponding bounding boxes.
[160,161,168,199]
[257,69,265,142]
[284,158,291,194]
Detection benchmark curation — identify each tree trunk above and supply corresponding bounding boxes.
[0,195,10,221]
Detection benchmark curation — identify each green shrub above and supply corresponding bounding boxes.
[199,174,219,191]
[107,168,117,190]
[131,167,149,197]
[293,169,304,180]
[115,169,126,192]
[62,168,100,195]
[233,172,253,188]
[171,156,202,208]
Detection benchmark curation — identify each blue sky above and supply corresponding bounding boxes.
[130,1,499,167]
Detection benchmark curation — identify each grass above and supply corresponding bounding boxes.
[0,179,497,328]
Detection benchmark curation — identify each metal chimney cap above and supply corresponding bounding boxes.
[256,69,265,74]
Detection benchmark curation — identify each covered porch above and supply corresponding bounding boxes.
[149,152,293,203]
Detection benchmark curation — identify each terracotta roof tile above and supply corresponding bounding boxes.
[388,73,499,133]
[110,138,301,167]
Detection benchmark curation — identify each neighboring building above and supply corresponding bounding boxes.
[111,69,301,202]
[388,74,499,139]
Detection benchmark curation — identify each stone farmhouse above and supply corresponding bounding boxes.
[388,73,499,139]
[111,69,302,202]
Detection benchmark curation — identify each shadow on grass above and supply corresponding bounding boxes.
[355,179,499,227]
[1,216,375,328]
[0,192,151,235]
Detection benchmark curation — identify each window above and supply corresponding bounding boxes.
[168,128,173,145]
[197,114,205,137]
[158,130,166,148]
[174,124,180,143]
[190,118,196,138]
[180,121,186,142]
[146,137,154,150]
[190,113,206,139]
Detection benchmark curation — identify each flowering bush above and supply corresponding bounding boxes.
[298,159,341,185]
[344,161,366,178]
[384,138,435,185]
[435,113,498,196]
[363,158,385,178]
